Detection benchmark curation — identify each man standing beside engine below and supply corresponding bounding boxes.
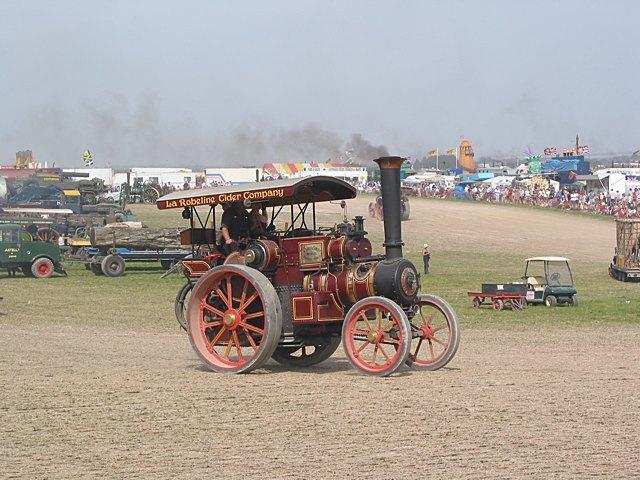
[422,243,431,274]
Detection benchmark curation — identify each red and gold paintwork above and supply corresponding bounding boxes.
[181,232,376,325]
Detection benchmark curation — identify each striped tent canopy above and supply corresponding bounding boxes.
[262,162,349,179]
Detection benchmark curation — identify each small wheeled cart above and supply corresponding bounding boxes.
[467,292,526,311]
[468,283,527,311]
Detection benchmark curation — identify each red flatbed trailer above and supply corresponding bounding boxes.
[467,292,526,311]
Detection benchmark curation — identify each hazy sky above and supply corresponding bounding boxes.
[1,0,639,167]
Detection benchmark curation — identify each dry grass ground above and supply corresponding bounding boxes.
[1,196,638,478]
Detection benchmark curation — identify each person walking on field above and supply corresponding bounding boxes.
[422,243,431,274]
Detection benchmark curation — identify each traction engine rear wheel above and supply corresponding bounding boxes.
[143,186,160,204]
[406,295,460,371]
[342,296,411,377]
[271,337,341,367]
[187,265,282,373]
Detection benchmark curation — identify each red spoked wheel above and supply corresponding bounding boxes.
[36,227,60,243]
[406,295,460,371]
[186,265,282,373]
[342,296,411,377]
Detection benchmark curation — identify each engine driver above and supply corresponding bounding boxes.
[219,202,250,254]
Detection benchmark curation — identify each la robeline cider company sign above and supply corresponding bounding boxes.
[159,187,289,209]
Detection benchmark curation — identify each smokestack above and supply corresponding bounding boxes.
[373,156,405,260]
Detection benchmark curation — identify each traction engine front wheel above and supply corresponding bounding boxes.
[186,265,283,373]
[342,296,411,376]
[406,295,460,371]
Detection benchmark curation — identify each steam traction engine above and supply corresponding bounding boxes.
[158,157,459,376]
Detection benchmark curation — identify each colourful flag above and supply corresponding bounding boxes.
[543,147,557,156]
[82,149,93,166]
[578,145,590,154]
[427,148,438,157]
[446,148,456,156]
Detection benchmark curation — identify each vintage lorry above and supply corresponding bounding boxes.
[157,156,459,376]
[0,223,65,278]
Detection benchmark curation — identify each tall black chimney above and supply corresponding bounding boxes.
[373,156,405,260]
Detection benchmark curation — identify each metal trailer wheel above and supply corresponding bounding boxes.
[544,295,557,307]
[406,295,460,371]
[472,296,482,308]
[512,298,525,311]
[101,254,126,277]
[186,265,283,373]
[492,298,504,311]
[31,258,54,278]
[174,282,193,331]
[342,296,411,377]
[271,337,341,367]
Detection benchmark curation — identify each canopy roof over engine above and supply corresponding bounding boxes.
[156,176,357,210]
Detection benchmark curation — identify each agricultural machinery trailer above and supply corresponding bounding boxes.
[74,247,189,277]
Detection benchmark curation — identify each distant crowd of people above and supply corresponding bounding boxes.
[354,181,639,219]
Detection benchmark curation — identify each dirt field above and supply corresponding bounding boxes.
[2,325,639,478]
[318,195,616,262]
[1,197,638,478]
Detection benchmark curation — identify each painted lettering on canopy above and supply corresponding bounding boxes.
[161,188,287,209]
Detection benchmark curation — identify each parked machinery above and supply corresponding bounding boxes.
[610,218,640,282]
[158,157,459,376]
[0,223,65,278]
[121,179,161,205]
[368,193,410,221]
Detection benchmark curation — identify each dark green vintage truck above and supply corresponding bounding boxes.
[0,223,65,278]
